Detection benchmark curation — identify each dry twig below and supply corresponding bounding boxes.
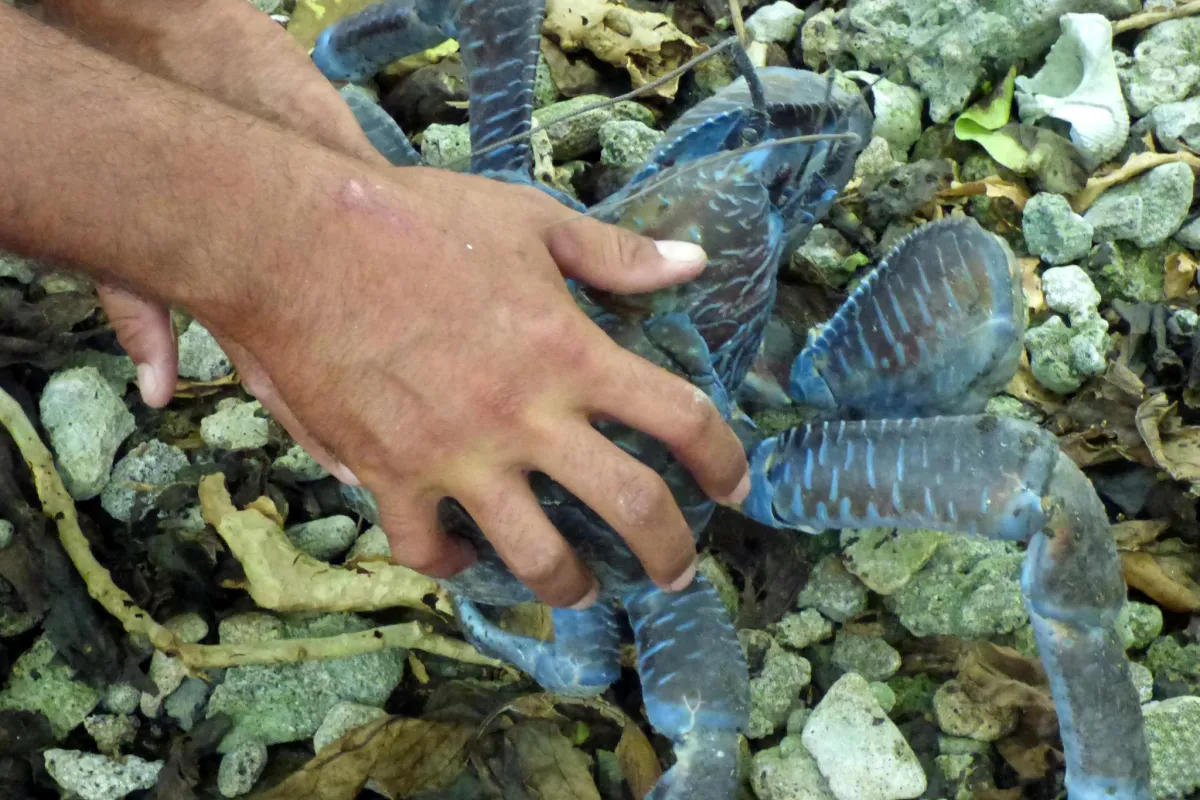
[1113,0,1200,34]
[0,386,499,670]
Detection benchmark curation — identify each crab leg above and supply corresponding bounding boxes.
[742,415,1150,799]
[310,0,459,83]
[452,597,622,695]
[454,0,546,179]
[337,85,422,166]
[623,577,749,800]
[789,217,1026,419]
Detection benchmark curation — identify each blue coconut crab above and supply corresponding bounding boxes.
[310,2,1150,797]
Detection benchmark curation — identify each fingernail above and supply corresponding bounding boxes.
[667,559,697,593]
[654,240,707,265]
[726,472,751,505]
[136,363,158,403]
[569,581,599,611]
[332,461,361,486]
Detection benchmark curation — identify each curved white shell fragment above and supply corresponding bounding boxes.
[1014,13,1129,167]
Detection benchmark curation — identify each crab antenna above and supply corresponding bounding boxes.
[729,39,769,144]
[444,36,742,171]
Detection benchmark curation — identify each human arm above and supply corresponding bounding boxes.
[0,6,749,606]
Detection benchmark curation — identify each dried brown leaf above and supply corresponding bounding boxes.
[938,176,1030,210]
[504,719,601,800]
[1135,393,1200,483]
[1165,252,1198,301]
[477,693,660,799]
[198,474,451,615]
[1121,550,1200,612]
[1112,519,1172,550]
[956,644,1059,781]
[1020,257,1044,313]
[543,0,703,98]
[615,723,661,800]
[1003,354,1063,413]
[255,715,474,800]
[540,38,604,97]
[1072,151,1200,212]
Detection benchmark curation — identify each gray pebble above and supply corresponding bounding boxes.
[40,367,135,500]
[746,1,806,44]
[313,700,389,752]
[101,440,189,522]
[218,741,268,798]
[44,750,162,800]
[286,515,360,562]
[177,321,233,381]
[1084,162,1194,248]
[1023,193,1094,265]
[201,399,269,451]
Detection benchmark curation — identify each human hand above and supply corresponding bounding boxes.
[198,167,749,608]
[40,0,382,405]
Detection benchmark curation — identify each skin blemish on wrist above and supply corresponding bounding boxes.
[333,176,415,235]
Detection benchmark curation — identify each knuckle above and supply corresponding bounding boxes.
[613,471,671,531]
[510,538,571,587]
[673,388,718,446]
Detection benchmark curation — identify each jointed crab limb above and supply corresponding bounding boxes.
[310,0,458,82]
[1026,456,1150,800]
[624,578,748,800]
[452,598,621,696]
[789,218,1026,419]
[338,85,421,167]
[742,416,1151,797]
[455,0,546,179]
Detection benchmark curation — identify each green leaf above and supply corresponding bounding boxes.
[954,66,1031,172]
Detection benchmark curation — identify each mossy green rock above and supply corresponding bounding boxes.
[887,537,1027,638]
[1085,240,1172,304]
[841,527,947,595]
[206,613,405,752]
[1143,695,1200,798]
[0,637,100,739]
[534,95,655,161]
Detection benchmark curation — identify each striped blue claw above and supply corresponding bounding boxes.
[742,415,1150,798]
[452,597,621,696]
[624,578,749,800]
[338,85,421,166]
[790,217,1025,419]
[311,0,459,83]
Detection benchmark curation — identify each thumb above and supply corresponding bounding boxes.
[97,285,178,408]
[543,216,707,293]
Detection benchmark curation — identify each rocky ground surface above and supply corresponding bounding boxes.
[4,0,1200,798]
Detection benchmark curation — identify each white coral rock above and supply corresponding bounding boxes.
[1015,14,1129,167]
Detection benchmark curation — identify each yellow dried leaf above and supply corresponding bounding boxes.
[1071,151,1200,212]
[938,176,1030,210]
[1121,551,1200,612]
[1165,251,1198,300]
[1003,353,1063,413]
[615,722,662,799]
[255,715,473,800]
[543,0,702,98]
[1112,519,1172,550]
[1020,257,1044,313]
[198,474,451,615]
